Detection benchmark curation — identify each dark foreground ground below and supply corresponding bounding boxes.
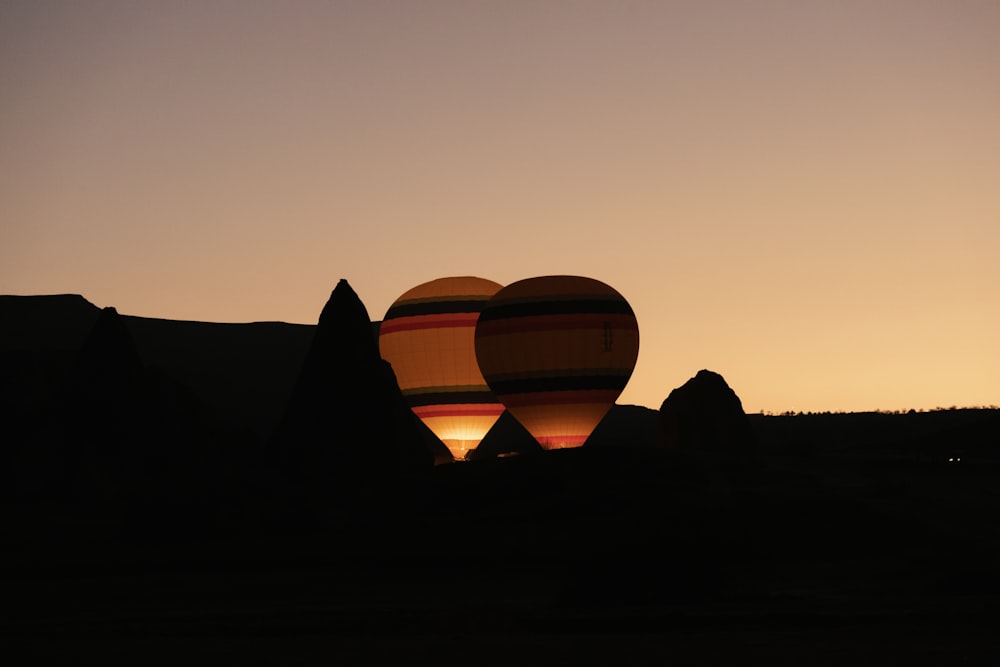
[5,444,1000,665]
[4,294,997,662]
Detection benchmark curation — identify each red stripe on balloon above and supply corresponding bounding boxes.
[379,312,480,335]
[535,435,589,447]
[413,405,506,418]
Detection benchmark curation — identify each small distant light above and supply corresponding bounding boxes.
[957,458,961,462]
[949,458,954,462]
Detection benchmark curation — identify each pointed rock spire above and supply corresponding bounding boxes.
[273,280,431,490]
[74,306,143,394]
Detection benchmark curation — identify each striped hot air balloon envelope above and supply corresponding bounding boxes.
[379,277,505,461]
[474,276,639,450]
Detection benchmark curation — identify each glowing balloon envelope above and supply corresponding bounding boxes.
[379,277,505,461]
[474,276,639,450]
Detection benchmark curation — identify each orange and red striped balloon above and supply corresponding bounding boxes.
[379,277,505,461]
[474,276,639,450]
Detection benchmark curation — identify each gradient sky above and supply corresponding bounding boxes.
[2,0,998,413]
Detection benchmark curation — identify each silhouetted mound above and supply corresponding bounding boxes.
[586,404,664,449]
[66,306,209,438]
[468,411,544,460]
[271,280,432,495]
[660,370,755,457]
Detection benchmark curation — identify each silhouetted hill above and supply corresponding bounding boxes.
[122,315,314,439]
[4,294,996,466]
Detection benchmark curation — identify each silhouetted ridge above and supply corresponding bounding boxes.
[0,294,100,351]
[272,279,431,493]
[660,370,755,457]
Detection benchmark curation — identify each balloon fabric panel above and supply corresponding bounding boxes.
[475,275,639,450]
[380,277,504,461]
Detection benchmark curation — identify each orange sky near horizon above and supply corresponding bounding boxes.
[2,1,998,413]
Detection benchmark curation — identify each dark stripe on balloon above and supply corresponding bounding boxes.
[486,374,632,396]
[498,389,622,407]
[475,313,639,336]
[385,299,492,321]
[477,298,633,322]
[405,390,499,407]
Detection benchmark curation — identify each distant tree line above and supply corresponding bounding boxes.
[757,406,999,417]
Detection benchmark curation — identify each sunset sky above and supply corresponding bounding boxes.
[2,1,997,413]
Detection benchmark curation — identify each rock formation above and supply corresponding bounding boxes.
[0,304,223,538]
[62,307,213,510]
[271,280,432,492]
[659,370,755,457]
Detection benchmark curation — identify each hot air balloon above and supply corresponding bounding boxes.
[379,277,505,461]
[474,276,639,450]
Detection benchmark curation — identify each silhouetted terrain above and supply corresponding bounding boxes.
[3,292,999,663]
[1,294,314,441]
[750,408,1000,463]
